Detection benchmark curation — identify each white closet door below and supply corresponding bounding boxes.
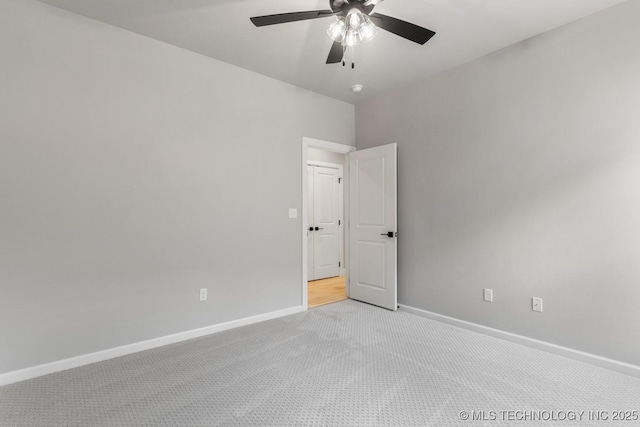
[307,165,315,280]
[307,165,341,281]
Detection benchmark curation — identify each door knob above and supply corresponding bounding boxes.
[380,232,396,238]
[309,227,314,231]
[315,227,324,231]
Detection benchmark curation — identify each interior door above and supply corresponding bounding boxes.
[348,143,397,310]
[307,165,315,280]
[312,166,341,280]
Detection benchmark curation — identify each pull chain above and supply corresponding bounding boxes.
[351,45,355,69]
[341,46,356,69]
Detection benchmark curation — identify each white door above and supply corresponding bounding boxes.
[308,165,341,280]
[307,166,315,280]
[348,143,397,310]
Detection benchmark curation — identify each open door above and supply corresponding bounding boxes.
[348,143,397,310]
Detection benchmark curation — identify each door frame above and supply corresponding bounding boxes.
[302,137,356,309]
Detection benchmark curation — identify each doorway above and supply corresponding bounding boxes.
[302,138,398,311]
[307,153,345,307]
[302,138,355,309]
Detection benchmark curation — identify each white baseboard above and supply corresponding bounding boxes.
[399,304,640,379]
[0,305,306,387]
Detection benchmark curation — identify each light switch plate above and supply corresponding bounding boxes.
[288,208,298,219]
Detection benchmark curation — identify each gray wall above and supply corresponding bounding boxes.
[356,0,640,366]
[0,0,354,374]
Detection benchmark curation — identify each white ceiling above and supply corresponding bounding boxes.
[37,0,627,104]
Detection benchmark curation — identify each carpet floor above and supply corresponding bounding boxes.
[1,300,639,426]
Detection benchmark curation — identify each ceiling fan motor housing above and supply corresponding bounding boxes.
[331,0,375,16]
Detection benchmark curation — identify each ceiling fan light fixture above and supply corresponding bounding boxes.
[327,18,346,42]
[348,9,362,27]
[251,1,436,66]
[360,20,377,40]
[327,9,377,47]
[345,29,359,47]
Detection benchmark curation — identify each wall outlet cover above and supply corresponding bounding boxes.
[532,297,543,312]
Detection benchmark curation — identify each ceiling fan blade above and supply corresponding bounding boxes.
[250,10,334,27]
[326,41,344,64]
[363,0,384,6]
[369,13,435,45]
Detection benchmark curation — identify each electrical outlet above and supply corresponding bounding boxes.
[288,208,298,219]
[532,297,543,312]
[199,288,207,301]
[483,288,493,302]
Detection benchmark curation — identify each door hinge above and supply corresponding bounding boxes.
[339,262,341,267]
[339,219,341,226]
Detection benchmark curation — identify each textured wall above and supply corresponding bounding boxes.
[356,1,640,365]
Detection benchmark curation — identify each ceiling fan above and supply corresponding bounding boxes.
[250,0,435,66]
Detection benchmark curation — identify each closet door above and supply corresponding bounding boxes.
[307,166,315,280]
[308,165,341,280]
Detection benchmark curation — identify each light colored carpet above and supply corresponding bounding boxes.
[1,300,639,426]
